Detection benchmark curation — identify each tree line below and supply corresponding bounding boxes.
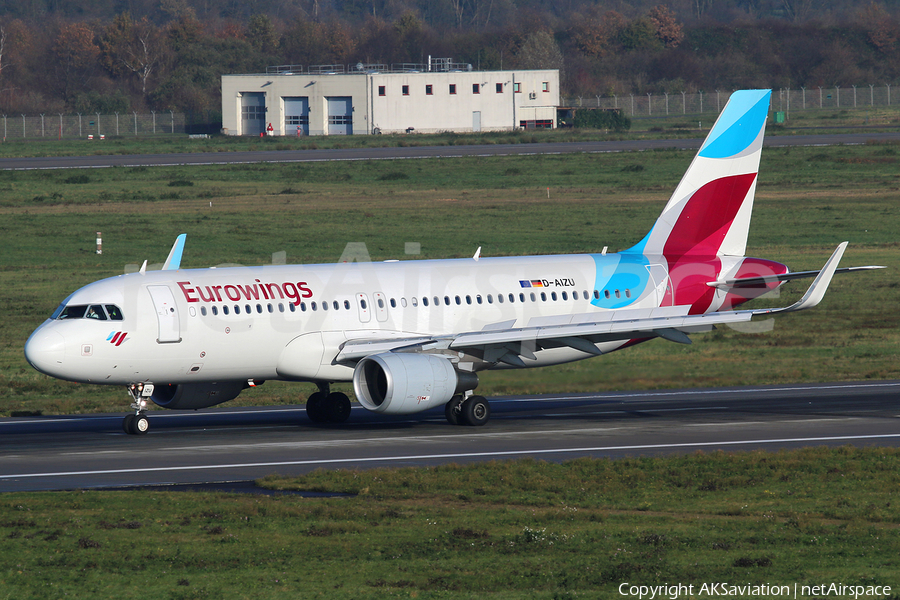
[1,0,899,125]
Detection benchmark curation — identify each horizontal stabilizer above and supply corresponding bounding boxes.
[708,264,885,289]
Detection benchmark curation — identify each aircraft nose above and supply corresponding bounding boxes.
[24,326,66,376]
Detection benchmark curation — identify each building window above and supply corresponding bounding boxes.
[378,85,386,96]
[473,84,480,94]
[542,81,550,92]
[495,83,503,93]
[513,82,521,93]
[449,84,456,95]
[402,85,409,96]
[425,84,433,95]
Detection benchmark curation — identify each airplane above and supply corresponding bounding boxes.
[24,89,883,435]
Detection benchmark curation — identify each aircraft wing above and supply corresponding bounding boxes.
[336,243,854,367]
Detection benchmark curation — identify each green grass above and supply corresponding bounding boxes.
[1,142,897,416]
[1,447,898,598]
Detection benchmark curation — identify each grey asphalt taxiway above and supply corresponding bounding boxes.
[2,131,900,171]
[1,381,898,493]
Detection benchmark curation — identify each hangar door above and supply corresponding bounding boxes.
[284,97,309,135]
[241,92,266,136]
[326,97,353,135]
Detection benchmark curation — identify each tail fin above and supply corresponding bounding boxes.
[628,89,772,259]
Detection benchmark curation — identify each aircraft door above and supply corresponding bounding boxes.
[373,292,388,322]
[646,264,673,307]
[356,293,371,323]
[148,285,182,343]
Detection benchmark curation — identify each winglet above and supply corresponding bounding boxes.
[758,242,847,315]
[162,234,187,271]
[473,246,481,262]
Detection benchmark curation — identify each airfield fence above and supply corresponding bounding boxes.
[1,112,186,140]
[562,85,898,118]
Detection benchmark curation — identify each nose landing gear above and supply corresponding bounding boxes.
[123,383,153,435]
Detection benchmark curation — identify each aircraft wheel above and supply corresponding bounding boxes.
[134,413,150,435]
[325,392,351,423]
[461,395,490,426]
[445,395,464,425]
[306,392,328,423]
[123,414,136,434]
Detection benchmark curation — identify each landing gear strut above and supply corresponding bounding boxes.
[305,383,351,424]
[123,383,153,435]
[445,393,490,426]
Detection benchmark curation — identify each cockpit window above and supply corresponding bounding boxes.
[85,305,107,320]
[58,305,88,319]
[55,304,124,321]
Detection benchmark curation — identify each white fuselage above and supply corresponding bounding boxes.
[25,251,690,386]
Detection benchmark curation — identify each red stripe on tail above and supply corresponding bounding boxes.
[663,173,757,259]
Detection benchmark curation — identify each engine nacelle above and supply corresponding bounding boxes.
[149,381,246,410]
[353,353,478,415]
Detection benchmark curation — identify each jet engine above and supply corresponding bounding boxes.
[149,381,246,410]
[353,353,478,415]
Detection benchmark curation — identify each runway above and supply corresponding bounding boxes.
[1,381,899,493]
[2,132,900,171]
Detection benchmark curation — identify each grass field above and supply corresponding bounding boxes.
[1,447,898,598]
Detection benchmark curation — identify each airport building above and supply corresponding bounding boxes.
[221,59,559,136]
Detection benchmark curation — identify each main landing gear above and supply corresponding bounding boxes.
[305,383,352,424]
[445,394,490,426]
[123,383,153,435]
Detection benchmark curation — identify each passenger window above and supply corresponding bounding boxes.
[530,293,536,302]
[594,290,601,299]
[390,298,396,308]
[401,298,407,308]
[604,290,611,299]
[360,299,367,309]
[245,304,251,313]
[476,295,483,305]
[540,292,547,301]
[615,290,621,299]
[562,291,568,300]
[377,298,384,309]
[497,294,504,304]
[279,303,285,312]
[466,295,472,305]
[412,297,418,307]
[300,302,307,312]
[333,301,339,310]
[256,304,263,313]
[223,306,230,315]
[322,301,328,311]
[105,305,124,320]
[312,302,318,311]
[508,293,514,303]
[201,306,207,316]
[423,297,429,307]
[455,296,461,305]
[344,300,351,310]
[212,306,218,316]
[268,303,274,313]
[487,294,493,304]
[434,296,440,306]
[289,303,296,312]
[519,293,525,302]
[551,292,557,301]
[234,305,240,314]
[444,296,450,305]
[625,289,631,298]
